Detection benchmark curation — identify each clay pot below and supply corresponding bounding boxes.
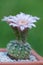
[0,48,43,65]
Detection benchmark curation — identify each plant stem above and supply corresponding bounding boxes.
[11,26,28,43]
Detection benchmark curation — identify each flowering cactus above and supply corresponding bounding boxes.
[2,12,40,60]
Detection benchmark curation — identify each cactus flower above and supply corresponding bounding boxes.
[2,12,40,31]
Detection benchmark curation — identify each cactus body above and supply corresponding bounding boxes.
[7,40,31,59]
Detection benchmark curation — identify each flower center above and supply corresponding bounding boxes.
[18,20,28,25]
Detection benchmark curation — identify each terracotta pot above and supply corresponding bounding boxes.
[0,48,43,65]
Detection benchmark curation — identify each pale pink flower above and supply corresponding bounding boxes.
[2,12,40,31]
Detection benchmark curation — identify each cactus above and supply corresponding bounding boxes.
[7,40,32,60]
[2,12,39,60]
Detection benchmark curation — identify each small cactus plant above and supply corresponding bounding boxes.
[2,12,40,60]
[7,40,31,59]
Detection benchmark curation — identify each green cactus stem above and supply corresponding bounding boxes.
[7,40,32,60]
[11,26,28,43]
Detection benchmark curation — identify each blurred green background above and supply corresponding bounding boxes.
[0,0,43,56]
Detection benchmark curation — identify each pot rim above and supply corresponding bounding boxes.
[0,48,43,65]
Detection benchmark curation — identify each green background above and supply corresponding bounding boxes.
[0,0,43,56]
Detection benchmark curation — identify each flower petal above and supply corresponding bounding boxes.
[2,16,8,21]
[31,24,36,27]
[20,26,25,31]
[9,23,18,27]
[34,16,40,20]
